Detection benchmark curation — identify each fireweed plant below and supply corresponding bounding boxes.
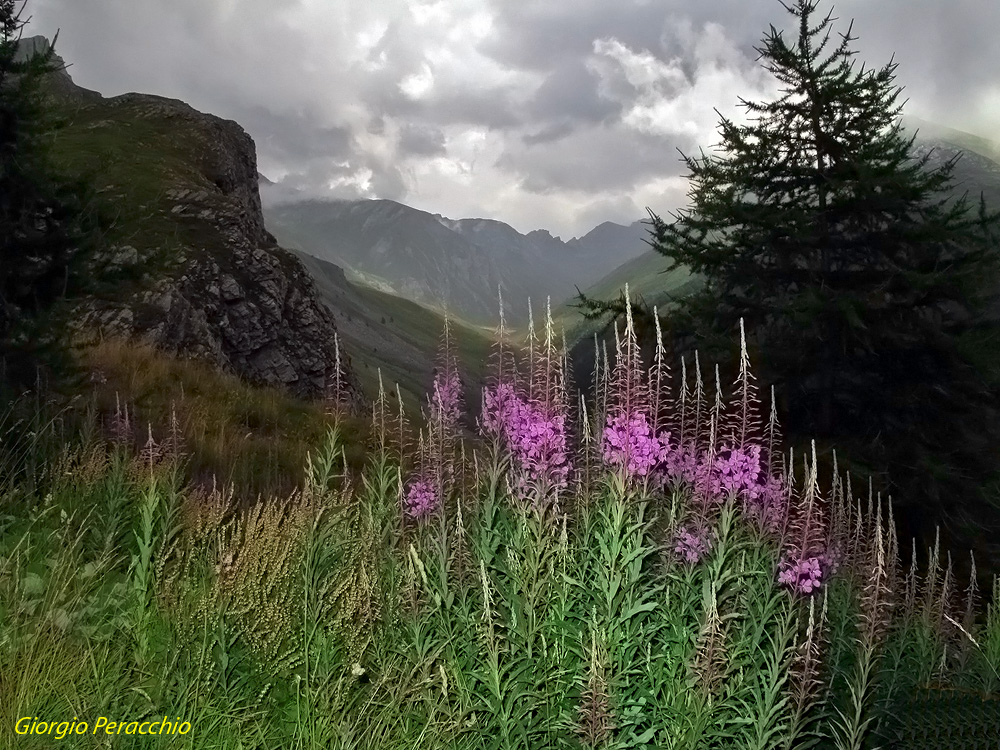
[3,287,1000,749]
[480,298,573,510]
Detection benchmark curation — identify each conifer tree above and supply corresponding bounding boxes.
[1,0,106,385]
[577,0,1000,579]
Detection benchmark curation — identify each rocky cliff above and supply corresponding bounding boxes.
[19,36,361,405]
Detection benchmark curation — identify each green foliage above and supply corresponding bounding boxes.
[0,2,113,385]
[575,0,1000,588]
[3,388,1000,749]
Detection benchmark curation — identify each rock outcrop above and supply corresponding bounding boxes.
[11,35,103,103]
[18,37,361,405]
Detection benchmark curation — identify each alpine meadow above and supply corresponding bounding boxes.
[3,0,1000,748]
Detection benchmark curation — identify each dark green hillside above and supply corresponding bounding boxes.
[552,250,704,340]
[289,248,495,421]
[263,199,516,325]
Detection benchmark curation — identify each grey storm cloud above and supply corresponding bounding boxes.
[525,60,622,126]
[398,124,447,157]
[21,0,1000,237]
[500,127,688,193]
[232,106,355,165]
[481,0,775,74]
[522,123,576,147]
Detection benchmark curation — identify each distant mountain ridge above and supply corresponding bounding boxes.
[261,117,1000,331]
[261,196,649,325]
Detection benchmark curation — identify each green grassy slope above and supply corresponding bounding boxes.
[40,95,244,290]
[549,250,706,348]
[289,249,496,420]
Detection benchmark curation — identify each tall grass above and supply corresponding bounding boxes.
[75,337,369,498]
[2,299,999,748]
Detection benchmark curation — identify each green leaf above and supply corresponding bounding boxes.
[21,571,44,596]
[621,600,658,621]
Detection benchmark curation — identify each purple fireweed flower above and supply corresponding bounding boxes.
[741,474,788,533]
[713,444,780,502]
[481,383,571,493]
[602,410,670,478]
[403,478,439,519]
[713,443,788,532]
[821,543,844,578]
[662,442,701,485]
[674,524,713,565]
[662,442,787,531]
[480,382,518,438]
[661,442,725,507]
[714,444,766,497]
[778,554,827,595]
[506,399,571,492]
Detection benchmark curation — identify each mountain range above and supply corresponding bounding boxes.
[261,114,1000,334]
[261,196,650,325]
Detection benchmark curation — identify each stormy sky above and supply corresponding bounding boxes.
[22,0,1000,238]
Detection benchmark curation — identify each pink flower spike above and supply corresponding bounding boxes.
[601,409,670,480]
[480,382,572,496]
[674,524,713,565]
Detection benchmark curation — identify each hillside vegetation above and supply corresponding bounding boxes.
[4,307,1000,749]
[4,5,1000,747]
[287,248,495,420]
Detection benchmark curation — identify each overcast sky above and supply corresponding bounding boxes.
[22,0,1000,238]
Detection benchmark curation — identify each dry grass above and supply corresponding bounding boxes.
[73,337,369,500]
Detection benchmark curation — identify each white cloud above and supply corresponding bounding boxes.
[588,22,778,144]
[399,64,435,99]
[24,0,1000,237]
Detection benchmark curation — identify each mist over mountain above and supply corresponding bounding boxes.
[900,116,1000,210]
